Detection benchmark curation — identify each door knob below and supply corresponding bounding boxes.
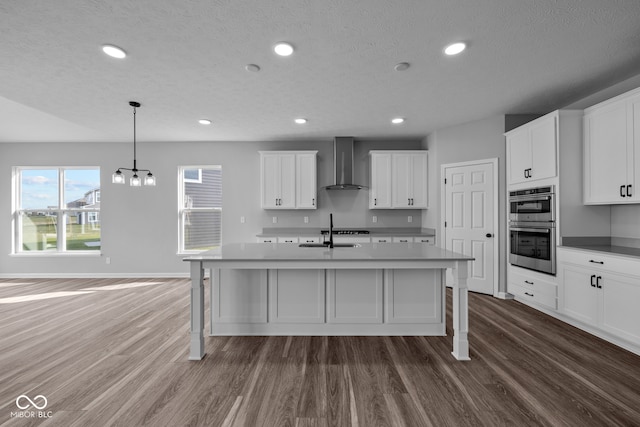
[486,233,493,238]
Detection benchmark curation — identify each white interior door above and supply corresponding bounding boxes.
[443,160,497,295]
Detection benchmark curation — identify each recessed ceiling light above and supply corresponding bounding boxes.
[391,118,405,124]
[198,119,212,125]
[444,42,466,56]
[394,62,410,71]
[274,42,294,56]
[294,118,307,124]
[245,64,261,72]
[102,44,127,59]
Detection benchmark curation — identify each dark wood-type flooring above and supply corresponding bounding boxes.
[1,277,639,426]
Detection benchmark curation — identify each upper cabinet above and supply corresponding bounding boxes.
[584,88,640,204]
[260,151,317,209]
[506,113,557,185]
[369,150,428,209]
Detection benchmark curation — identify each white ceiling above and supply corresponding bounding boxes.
[2,0,640,143]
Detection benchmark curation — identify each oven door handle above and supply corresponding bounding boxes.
[510,227,551,233]
[510,195,551,202]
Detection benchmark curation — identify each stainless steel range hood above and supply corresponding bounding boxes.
[323,137,367,190]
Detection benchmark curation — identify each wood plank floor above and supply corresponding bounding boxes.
[1,278,639,426]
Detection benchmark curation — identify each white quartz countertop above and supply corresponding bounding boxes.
[184,242,472,262]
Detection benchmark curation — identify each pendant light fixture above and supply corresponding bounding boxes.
[112,101,156,186]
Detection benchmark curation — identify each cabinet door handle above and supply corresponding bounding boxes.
[627,184,633,197]
[411,198,414,205]
[596,276,602,289]
[523,169,528,179]
[312,198,315,206]
[589,259,604,265]
[524,280,534,285]
[590,274,596,287]
[524,292,534,297]
[374,198,377,206]
[620,185,626,198]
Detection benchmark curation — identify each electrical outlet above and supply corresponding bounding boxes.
[372,216,377,223]
[272,216,277,224]
[408,216,413,223]
[304,216,309,224]
[240,216,245,223]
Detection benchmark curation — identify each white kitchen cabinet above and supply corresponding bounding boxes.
[506,113,557,185]
[507,265,558,310]
[260,151,317,209]
[392,152,428,208]
[369,151,392,208]
[296,152,318,208]
[413,236,435,245]
[212,269,267,323]
[258,236,321,243]
[277,237,299,243]
[268,269,325,323]
[257,237,276,243]
[327,269,383,323]
[584,87,640,204]
[558,247,640,345]
[369,150,428,209]
[385,269,442,323]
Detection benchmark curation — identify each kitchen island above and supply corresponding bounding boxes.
[184,243,473,361]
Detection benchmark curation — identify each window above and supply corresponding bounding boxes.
[14,167,101,253]
[178,166,222,253]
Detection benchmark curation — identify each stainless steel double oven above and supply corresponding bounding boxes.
[509,185,556,275]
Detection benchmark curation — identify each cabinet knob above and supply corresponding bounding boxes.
[486,233,493,238]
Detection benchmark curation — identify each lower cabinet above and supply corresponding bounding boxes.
[327,269,383,323]
[269,269,325,323]
[385,269,442,323]
[507,265,558,310]
[210,267,444,334]
[558,247,640,345]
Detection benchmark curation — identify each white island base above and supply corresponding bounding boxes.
[185,243,473,361]
[211,268,446,336]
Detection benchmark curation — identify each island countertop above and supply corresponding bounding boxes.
[184,242,472,264]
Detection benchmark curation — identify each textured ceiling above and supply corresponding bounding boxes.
[2,0,640,143]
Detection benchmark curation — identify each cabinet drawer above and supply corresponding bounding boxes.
[558,247,640,274]
[413,237,435,245]
[372,236,393,243]
[299,236,320,244]
[510,283,557,310]
[277,237,299,243]
[392,237,413,243]
[509,270,557,296]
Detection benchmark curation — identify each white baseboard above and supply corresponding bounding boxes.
[513,296,640,357]
[495,291,514,300]
[0,272,191,279]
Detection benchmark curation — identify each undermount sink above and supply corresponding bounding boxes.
[298,243,361,248]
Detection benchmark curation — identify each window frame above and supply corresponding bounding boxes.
[177,165,222,254]
[13,166,101,255]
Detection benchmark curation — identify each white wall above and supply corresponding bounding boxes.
[0,138,422,277]
[422,115,508,293]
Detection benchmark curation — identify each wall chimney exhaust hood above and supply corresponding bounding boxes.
[323,137,367,190]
